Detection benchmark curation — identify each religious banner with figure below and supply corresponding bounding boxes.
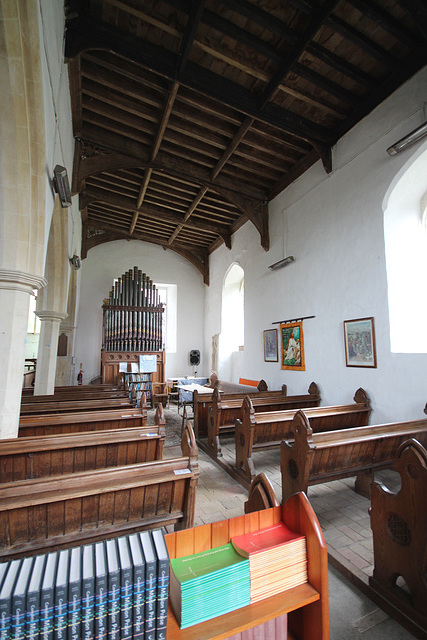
[280,321,305,371]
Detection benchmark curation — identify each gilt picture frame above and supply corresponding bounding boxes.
[344,317,377,368]
[263,329,278,362]
[280,321,305,371]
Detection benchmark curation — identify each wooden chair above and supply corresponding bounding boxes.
[152,382,169,408]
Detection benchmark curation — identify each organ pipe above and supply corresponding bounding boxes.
[102,266,164,352]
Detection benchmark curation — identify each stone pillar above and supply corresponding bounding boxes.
[34,310,67,395]
[0,269,46,438]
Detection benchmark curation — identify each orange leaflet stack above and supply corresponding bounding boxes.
[231,521,308,603]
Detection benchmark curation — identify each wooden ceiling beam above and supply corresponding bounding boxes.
[82,186,233,237]
[333,55,426,141]
[347,0,422,47]
[211,118,254,181]
[176,0,207,73]
[65,16,332,145]
[305,42,375,89]
[396,0,427,41]
[326,16,397,68]
[78,124,266,200]
[258,0,341,108]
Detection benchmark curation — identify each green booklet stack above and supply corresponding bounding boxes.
[169,543,250,628]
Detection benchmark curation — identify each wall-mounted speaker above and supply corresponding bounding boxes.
[189,350,200,366]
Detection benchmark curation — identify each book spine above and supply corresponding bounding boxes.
[106,541,120,640]
[68,548,81,640]
[117,538,133,640]
[40,554,57,640]
[26,555,46,640]
[0,561,22,640]
[82,546,95,640]
[12,558,34,640]
[127,534,145,640]
[144,559,156,640]
[151,531,169,640]
[54,551,69,640]
[95,543,107,640]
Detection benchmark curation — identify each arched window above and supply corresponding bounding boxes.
[218,264,244,380]
[383,145,427,353]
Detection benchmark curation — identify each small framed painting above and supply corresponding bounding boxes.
[344,317,377,368]
[280,321,305,371]
[263,329,278,362]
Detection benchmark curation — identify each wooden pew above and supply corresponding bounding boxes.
[21,383,124,396]
[281,411,427,501]
[0,424,165,483]
[19,395,136,415]
[0,422,199,560]
[18,406,148,437]
[369,439,427,638]
[207,382,320,457]
[21,388,130,403]
[235,388,371,484]
[194,383,287,441]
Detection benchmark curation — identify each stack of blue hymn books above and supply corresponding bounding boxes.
[169,543,251,628]
[0,528,169,640]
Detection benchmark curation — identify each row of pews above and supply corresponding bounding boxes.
[0,385,199,560]
[192,379,427,639]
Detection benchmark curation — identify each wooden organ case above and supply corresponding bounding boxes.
[101,267,165,396]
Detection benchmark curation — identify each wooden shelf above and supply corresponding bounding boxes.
[166,583,320,640]
[165,497,329,640]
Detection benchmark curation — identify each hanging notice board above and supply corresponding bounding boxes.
[139,354,157,373]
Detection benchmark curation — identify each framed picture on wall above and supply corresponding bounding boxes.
[263,329,278,362]
[343,317,377,368]
[280,321,305,371]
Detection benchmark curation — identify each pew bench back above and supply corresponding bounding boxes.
[18,406,148,437]
[235,389,371,483]
[281,412,427,500]
[0,423,199,560]
[0,425,165,483]
[207,382,320,457]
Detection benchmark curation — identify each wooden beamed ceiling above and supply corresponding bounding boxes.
[65,0,427,284]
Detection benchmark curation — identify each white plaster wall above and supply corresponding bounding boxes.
[204,67,427,424]
[74,240,206,383]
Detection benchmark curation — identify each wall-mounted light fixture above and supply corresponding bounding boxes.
[386,121,427,156]
[69,255,81,270]
[52,165,72,207]
[268,256,295,270]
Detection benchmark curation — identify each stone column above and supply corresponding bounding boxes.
[0,269,46,438]
[34,310,67,395]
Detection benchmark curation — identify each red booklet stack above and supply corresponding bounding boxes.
[231,521,307,603]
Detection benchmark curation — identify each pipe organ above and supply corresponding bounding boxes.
[102,266,164,352]
[101,267,165,388]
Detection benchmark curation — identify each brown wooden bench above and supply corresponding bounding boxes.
[207,382,320,458]
[369,438,427,638]
[0,422,199,560]
[19,395,136,415]
[21,383,124,396]
[18,403,149,437]
[0,424,165,483]
[235,388,371,484]
[21,388,130,403]
[193,383,287,441]
[281,411,427,501]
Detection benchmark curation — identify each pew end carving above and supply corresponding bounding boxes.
[369,438,427,638]
[244,472,280,513]
[281,411,315,500]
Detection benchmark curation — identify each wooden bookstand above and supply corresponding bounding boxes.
[369,438,427,639]
[165,492,329,640]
